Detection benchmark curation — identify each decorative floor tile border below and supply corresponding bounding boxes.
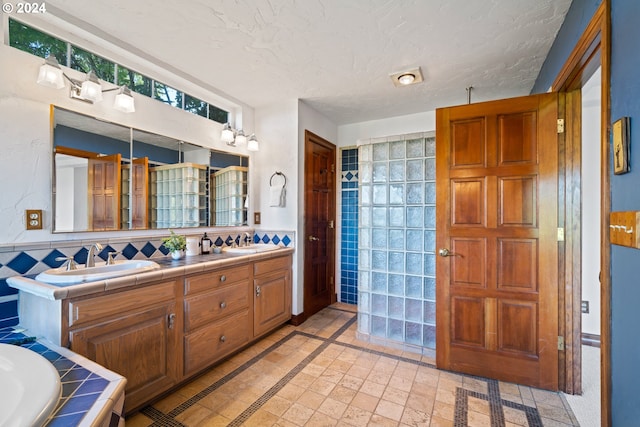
[137,306,576,427]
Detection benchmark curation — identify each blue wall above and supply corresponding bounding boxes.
[609,0,640,423]
[534,0,640,423]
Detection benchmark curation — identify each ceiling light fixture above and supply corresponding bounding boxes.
[221,124,259,151]
[36,56,135,112]
[390,67,424,87]
[397,73,416,85]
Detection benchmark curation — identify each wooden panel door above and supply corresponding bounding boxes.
[436,93,560,390]
[304,131,336,318]
[88,153,121,230]
[254,269,292,337]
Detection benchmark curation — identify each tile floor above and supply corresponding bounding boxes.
[126,304,579,427]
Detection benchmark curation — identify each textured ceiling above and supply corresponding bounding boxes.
[45,0,571,125]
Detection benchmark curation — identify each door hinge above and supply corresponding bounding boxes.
[557,227,565,242]
[558,336,565,351]
[557,119,565,134]
[329,276,334,285]
[331,164,335,173]
[328,220,334,229]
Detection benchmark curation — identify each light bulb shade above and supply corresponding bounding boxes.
[235,130,247,145]
[36,56,64,89]
[113,86,135,113]
[221,123,235,143]
[247,134,259,151]
[79,71,102,102]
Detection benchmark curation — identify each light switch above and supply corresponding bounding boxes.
[26,209,43,230]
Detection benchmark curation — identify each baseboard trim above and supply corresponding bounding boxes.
[581,332,601,348]
[289,312,306,326]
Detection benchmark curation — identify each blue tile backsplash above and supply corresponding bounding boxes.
[0,230,294,327]
[341,148,359,305]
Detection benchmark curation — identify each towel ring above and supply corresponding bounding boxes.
[270,171,287,188]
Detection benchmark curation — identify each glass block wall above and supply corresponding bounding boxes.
[357,132,436,350]
[340,148,359,304]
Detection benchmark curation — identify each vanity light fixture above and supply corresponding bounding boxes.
[247,134,259,151]
[221,123,258,150]
[36,56,135,112]
[77,70,103,103]
[221,123,235,144]
[36,55,65,89]
[113,86,136,113]
[234,129,247,145]
[389,66,424,87]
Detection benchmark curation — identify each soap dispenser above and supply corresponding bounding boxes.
[200,232,212,254]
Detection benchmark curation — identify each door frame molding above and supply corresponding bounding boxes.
[551,1,610,425]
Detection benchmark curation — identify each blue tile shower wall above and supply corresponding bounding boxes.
[0,230,294,326]
[341,148,359,304]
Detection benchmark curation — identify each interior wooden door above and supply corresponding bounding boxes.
[131,157,149,229]
[304,130,336,318]
[88,153,121,230]
[435,93,560,390]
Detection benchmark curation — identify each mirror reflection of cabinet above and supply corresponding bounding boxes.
[52,106,249,233]
[121,157,149,229]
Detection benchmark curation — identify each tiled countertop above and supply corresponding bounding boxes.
[7,247,294,301]
[0,328,126,427]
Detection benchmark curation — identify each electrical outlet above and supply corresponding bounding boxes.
[254,211,261,224]
[26,209,43,230]
[581,300,589,314]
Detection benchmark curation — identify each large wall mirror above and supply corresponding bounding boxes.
[52,106,249,232]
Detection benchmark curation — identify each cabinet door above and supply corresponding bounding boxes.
[254,269,292,337]
[70,302,179,413]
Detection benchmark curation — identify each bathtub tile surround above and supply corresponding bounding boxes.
[340,147,359,305]
[0,229,294,327]
[357,132,437,353]
[0,327,125,426]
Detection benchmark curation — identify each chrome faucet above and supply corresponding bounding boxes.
[86,243,103,267]
[243,232,252,247]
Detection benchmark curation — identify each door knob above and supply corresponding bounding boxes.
[308,236,319,241]
[439,248,461,257]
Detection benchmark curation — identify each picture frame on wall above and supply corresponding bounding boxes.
[613,117,631,175]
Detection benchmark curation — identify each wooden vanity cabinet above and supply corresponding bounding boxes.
[254,254,292,337]
[56,251,291,414]
[183,264,252,376]
[67,280,181,413]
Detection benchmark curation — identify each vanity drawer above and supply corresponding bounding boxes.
[184,283,249,331]
[69,281,176,327]
[184,309,250,375]
[185,265,250,295]
[254,255,291,276]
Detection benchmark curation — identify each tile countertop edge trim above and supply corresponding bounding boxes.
[40,338,127,427]
[7,247,295,301]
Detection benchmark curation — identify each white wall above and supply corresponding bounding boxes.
[338,111,436,148]
[581,67,601,336]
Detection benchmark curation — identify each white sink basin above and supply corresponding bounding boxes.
[0,343,61,427]
[223,243,280,254]
[35,260,161,285]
